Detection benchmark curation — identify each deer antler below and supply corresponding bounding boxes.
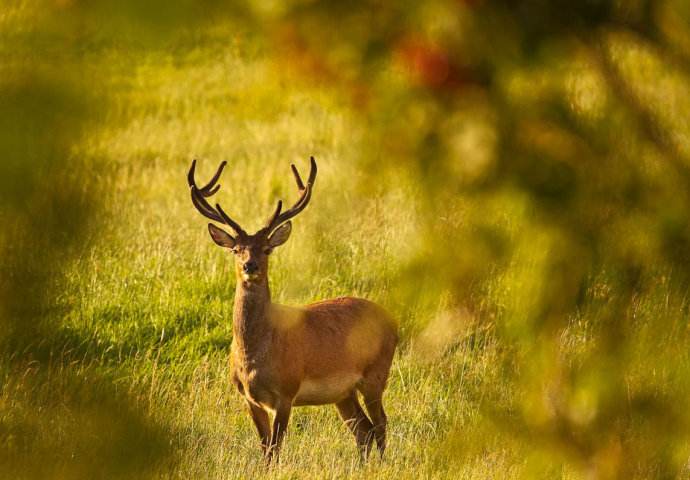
[264,157,318,233]
[188,159,247,238]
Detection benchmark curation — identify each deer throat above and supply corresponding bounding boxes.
[232,280,272,362]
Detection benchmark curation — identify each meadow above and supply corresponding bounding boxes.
[3,1,690,479]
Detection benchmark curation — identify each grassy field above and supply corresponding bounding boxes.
[4,3,690,479]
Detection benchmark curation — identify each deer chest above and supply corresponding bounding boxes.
[233,363,279,407]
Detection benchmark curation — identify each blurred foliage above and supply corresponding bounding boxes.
[0,1,189,477]
[3,0,690,478]
[261,0,690,478]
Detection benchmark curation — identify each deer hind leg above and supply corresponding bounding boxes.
[361,392,387,457]
[246,400,271,457]
[335,391,375,461]
[359,363,392,458]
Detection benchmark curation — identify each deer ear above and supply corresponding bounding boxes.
[208,224,236,248]
[268,221,292,247]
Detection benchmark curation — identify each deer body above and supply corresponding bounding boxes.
[231,292,397,407]
[188,157,397,462]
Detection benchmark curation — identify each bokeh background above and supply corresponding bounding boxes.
[2,0,690,478]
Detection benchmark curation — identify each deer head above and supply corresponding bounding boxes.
[188,157,317,283]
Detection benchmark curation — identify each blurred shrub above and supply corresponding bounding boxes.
[259,0,690,477]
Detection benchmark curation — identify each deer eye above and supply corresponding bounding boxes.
[263,248,273,255]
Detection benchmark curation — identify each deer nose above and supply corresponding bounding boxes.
[243,261,258,274]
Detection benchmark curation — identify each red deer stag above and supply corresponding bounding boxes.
[187,157,398,462]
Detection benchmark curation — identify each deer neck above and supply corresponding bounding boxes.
[232,276,272,363]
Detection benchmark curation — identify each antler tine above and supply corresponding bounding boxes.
[188,160,227,195]
[188,160,247,237]
[216,203,247,237]
[265,157,318,233]
[190,187,223,223]
[290,164,305,190]
[264,200,283,231]
[307,155,317,183]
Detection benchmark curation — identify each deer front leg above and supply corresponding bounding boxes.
[267,401,292,463]
[246,400,271,456]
